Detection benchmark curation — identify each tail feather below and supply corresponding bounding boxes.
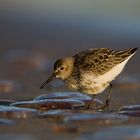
[114,48,137,62]
[127,48,138,54]
[115,48,137,55]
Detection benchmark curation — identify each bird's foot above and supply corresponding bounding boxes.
[98,99,110,111]
[86,101,96,110]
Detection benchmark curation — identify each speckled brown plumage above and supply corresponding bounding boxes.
[73,48,137,76]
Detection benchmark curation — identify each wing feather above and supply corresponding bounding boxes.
[73,48,137,76]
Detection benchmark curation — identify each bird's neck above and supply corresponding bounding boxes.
[63,57,74,79]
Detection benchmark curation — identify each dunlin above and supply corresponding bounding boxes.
[40,48,137,110]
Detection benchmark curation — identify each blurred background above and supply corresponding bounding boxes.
[0,0,140,99]
[1,0,140,53]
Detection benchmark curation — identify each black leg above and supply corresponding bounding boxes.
[105,83,112,108]
[100,83,112,110]
[87,95,96,109]
[91,94,95,101]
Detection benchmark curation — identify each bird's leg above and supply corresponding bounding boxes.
[100,83,112,111]
[87,95,96,109]
[105,82,112,109]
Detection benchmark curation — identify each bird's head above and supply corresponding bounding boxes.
[40,57,74,89]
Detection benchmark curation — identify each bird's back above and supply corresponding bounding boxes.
[73,48,137,76]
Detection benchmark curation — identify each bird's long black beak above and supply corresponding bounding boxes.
[40,74,56,89]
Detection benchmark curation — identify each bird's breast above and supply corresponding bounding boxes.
[66,72,110,94]
[79,73,110,94]
[66,77,79,90]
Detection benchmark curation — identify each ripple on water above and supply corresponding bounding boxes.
[39,110,78,121]
[64,112,129,124]
[39,110,129,125]
[40,110,73,118]
[11,99,85,110]
[34,92,92,101]
[76,125,140,140]
[0,118,16,125]
[119,104,140,117]
[0,106,39,119]
[34,92,103,109]
[0,100,15,106]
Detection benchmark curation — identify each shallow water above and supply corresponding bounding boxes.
[0,1,140,140]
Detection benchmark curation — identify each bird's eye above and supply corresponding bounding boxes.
[60,67,64,70]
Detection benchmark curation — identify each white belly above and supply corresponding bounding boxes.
[81,54,134,94]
